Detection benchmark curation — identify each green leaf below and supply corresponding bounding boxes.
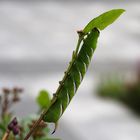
[83,9,125,33]
[36,90,51,109]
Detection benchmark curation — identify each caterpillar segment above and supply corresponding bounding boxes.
[43,28,100,131]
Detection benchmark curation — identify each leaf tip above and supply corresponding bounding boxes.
[115,8,126,14]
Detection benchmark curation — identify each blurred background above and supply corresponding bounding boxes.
[0,0,140,140]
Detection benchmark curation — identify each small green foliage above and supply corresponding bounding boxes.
[83,9,125,33]
[97,79,126,100]
[0,122,6,131]
[97,77,140,115]
[37,90,51,109]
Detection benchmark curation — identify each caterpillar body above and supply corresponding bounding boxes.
[22,9,124,140]
[43,28,100,125]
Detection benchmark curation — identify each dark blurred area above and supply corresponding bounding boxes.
[0,0,140,140]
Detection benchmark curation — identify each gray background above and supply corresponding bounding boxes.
[0,0,140,140]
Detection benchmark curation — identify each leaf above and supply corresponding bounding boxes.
[36,90,51,109]
[83,9,125,33]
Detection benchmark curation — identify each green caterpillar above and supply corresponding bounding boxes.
[23,9,125,140]
[43,28,100,124]
[41,9,125,127]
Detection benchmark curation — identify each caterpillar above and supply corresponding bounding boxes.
[23,9,124,140]
[43,28,100,127]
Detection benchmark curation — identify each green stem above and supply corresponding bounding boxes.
[23,114,43,140]
[23,34,84,140]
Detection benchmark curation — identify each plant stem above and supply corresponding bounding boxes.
[23,34,84,140]
[2,130,10,140]
[23,114,43,140]
[2,93,8,118]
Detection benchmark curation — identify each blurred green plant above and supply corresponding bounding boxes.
[0,88,60,140]
[97,76,140,115]
[36,90,51,111]
[0,87,23,138]
[97,78,126,100]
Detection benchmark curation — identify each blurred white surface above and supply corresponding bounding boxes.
[0,1,140,140]
[0,1,139,63]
